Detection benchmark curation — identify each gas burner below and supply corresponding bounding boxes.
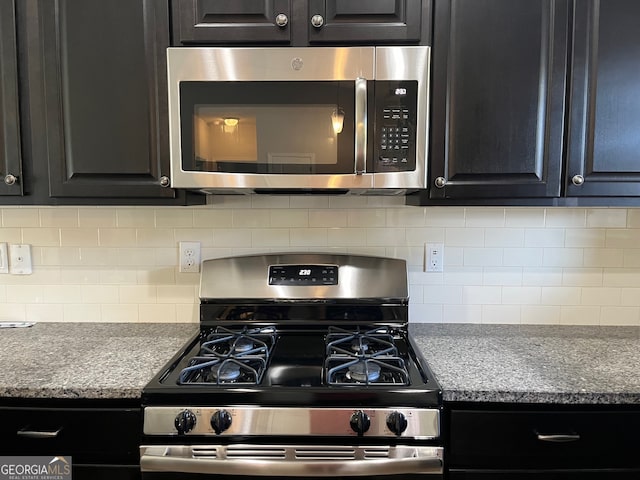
[199,326,276,357]
[178,356,268,385]
[326,326,398,357]
[176,326,277,385]
[325,357,409,385]
[346,361,381,383]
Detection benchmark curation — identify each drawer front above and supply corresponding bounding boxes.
[449,409,640,469]
[0,406,141,464]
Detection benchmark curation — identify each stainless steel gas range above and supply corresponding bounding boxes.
[141,253,443,479]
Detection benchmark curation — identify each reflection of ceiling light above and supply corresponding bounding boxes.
[223,118,239,127]
[331,109,344,134]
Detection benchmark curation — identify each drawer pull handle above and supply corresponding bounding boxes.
[536,433,580,443]
[17,427,62,439]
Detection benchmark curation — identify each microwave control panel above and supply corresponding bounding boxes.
[375,81,418,172]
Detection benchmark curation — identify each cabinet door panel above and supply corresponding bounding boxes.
[566,0,640,196]
[172,0,291,45]
[307,0,422,44]
[27,0,176,198]
[0,406,141,465]
[0,0,23,196]
[430,0,568,198]
[449,409,640,469]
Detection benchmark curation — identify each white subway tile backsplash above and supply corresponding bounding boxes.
[521,305,561,324]
[546,208,586,228]
[445,228,484,247]
[586,208,628,228]
[40,208,79,228]
[78,208,117,228]
[560,306,600,325]
[482,305,521,324]
[505,208,545,227]
[600,306,640,326]
[465,207,505,227]
[2,208,40,227]
[3,203,640,326]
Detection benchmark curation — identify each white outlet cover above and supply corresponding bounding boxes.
[0,243,8,274]
[9,244,33,275]
[179,241,201,273]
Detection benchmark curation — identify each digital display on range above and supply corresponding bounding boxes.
[269,265,338,286]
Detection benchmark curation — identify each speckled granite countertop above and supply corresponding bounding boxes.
[1,322,638,404]
[0,323,197,399]
[410,323,640,405]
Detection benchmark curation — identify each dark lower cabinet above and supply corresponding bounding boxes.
[429,0,568,199]
[0,0,23,196]
[565,0,640,197]
[13,0,200,204]
[0,399,141,480]
[447,405,640,479]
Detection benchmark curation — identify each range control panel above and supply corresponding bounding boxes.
[269,264,338,286]
[375,80,418,172]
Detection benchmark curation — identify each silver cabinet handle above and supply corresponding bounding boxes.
[354,77,367,175]
[434,176,446,188]
[536,433,581,443]
[159,176,170,187]
[571,174,584,186]
[275,13,288,27]
[4,174,18,185]
[311,14,324,28]
[17,427,62,439]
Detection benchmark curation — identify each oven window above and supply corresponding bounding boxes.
[180,81,357,174]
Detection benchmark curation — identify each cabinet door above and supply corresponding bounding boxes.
[307,0,422,44]
[566,0,640,196]
[430,0,568,199]
[0,0,23,196]
[172,0,291,45]
[24,0,178,199]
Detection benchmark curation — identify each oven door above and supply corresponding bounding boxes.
[168,47,375,192]
[140,444,443,479]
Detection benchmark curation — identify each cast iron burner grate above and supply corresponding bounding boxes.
[177,326,276,385]
[324,326,410,386]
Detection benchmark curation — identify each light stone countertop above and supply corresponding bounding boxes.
[410,323,640,404]
[1,322,638,404]
[0,322,197,399]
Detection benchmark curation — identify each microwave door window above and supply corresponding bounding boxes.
[181,81,356,175]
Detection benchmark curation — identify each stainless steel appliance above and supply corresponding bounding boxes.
[168,47,430,194]
[141,253,443,478]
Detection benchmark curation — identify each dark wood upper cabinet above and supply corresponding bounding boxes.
[566,0,640,197]
[171,0,425,46]
[172,0,292,45]
[307,0,423,44]
[0,0,23,196]
[22,0,183,200]
[430,0,569,199]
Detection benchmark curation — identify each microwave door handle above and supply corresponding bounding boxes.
[354,77,367,175]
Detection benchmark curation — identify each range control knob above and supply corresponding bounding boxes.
[210,409,233,435]
[349,410,371,436]
[174,410,196,435]
[386,411,408,436]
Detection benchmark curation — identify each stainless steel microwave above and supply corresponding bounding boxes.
[168,46,430,194]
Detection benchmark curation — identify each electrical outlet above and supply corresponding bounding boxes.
[425,243,444,273]
[9,244,33,275]
[0,243,8,274]
[179,241,201,273]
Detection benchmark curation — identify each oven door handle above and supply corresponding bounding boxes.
[140,446,443,476]
[354,77,367,175]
